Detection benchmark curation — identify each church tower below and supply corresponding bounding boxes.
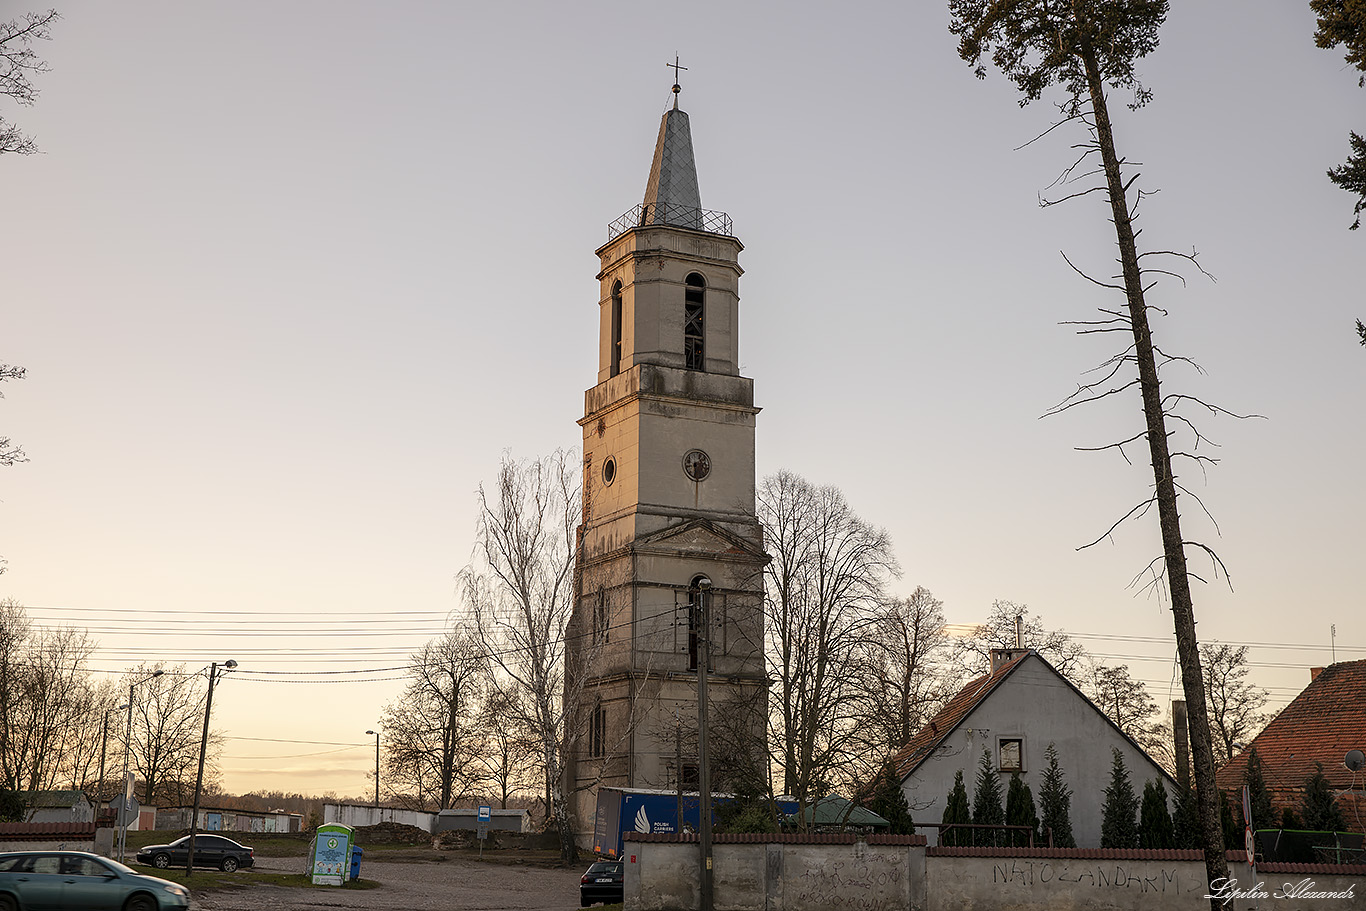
[565,90,768,843]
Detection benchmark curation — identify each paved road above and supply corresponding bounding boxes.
[190,855,588,911]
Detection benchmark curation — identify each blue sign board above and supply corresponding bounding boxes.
[478,805,491,822]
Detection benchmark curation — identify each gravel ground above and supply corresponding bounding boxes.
[189,855,590,911]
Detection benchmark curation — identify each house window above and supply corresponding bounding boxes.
[610,280,623,377]
[998,737,1024,772]
[589,705,607,758]
[681,763,699,790]
[684,273,705,371]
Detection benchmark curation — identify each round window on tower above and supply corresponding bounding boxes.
[682,449,711,482]
[602,456,617,486]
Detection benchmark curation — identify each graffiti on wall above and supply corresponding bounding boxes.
[793,858,905,911]
[993,859,1187,894]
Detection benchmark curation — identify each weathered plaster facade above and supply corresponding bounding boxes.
[564,104,768,843]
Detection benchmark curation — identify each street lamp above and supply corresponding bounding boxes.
[187,659,237,876]
[365,730,380,810]
[119,670,164,862]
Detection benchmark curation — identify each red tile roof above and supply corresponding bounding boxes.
[1216,658,1366,795]
[891,652,1030,781]
[0,822,98,840]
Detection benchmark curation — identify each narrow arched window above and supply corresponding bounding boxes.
[610,280,623,377]
[684,273,705,371]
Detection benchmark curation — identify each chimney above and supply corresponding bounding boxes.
[1310,667,1325,682]
[990,648,1028,674]
[1014,614,1024,649]
[1172,700,1190,790]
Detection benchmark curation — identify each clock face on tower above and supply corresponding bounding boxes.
[682,449,711,482]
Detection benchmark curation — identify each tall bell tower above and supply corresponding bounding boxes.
[564,87,768,845]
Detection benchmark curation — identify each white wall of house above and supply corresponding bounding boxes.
[903,655,1173,848]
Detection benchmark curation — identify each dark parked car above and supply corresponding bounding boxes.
[579,860,623,907]
[135,834,254,872]
[0,850,189,910]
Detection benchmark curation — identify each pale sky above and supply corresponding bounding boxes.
[3,1,1362,798]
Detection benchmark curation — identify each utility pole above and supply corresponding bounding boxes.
[695,577,714,911]
[119,669,163,862]
[187,659,236,876]
[366,732,382,808]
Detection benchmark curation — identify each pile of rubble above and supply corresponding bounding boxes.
[352,821,432,846]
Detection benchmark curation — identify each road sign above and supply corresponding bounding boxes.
[478,805,491,821]
[109,796,139,828]
[476,822,490,840]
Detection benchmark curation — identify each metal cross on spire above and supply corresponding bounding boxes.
[668,54,687,109]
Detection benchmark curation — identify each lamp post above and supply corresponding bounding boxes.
[186,659,236,876]
[119,670,164,862]
[365,729,380,810]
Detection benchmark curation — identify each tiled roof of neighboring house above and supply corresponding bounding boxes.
[20,790,88,809]
[892,651,1030,781]
[1216,658,1366,794]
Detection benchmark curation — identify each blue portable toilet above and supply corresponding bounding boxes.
[349,844,363,881]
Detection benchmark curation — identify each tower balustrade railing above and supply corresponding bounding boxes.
[607,203,733,241]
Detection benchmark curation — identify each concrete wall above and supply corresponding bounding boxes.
[624,834,926,911]
[626,837,1366,911]
[0,823,114,857]
[905,655,1175,848]
[323,803,435,833]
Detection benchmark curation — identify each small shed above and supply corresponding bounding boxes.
[22,791,94,824]
[436,808,529,833]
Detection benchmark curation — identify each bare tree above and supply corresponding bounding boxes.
[854,587,952,763]
[1083,662,1173,773]
[1199,642,1269,766]
[461,450,580,862]
[0,618,95,796]
[0,367,27,574]
[951,601,1090,683]
[123,664,215,805]
[758,470,899,813]
[381,628,487,809]
[0,599,30,787]
[0,9,58,157]
[950,0,1236,893]
[472,686,539,809]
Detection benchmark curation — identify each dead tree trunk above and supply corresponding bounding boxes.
[1074,9,1228,895]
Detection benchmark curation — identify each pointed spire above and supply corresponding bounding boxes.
[639,107,703,231]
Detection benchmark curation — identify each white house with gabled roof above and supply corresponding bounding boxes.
[893,648,1177,847]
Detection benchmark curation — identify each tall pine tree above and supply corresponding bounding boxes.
[1301,762,1347,832]
[1005,771,1040,847]
[1037,742,1076,848]
[864,757,915,835]
[1243,747,1276,831]
[941,768,971,846]
[1139,779,1175,848]
[1173,781,1200,849]
[971,749,1005,846]
[1101,748,1139,848]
